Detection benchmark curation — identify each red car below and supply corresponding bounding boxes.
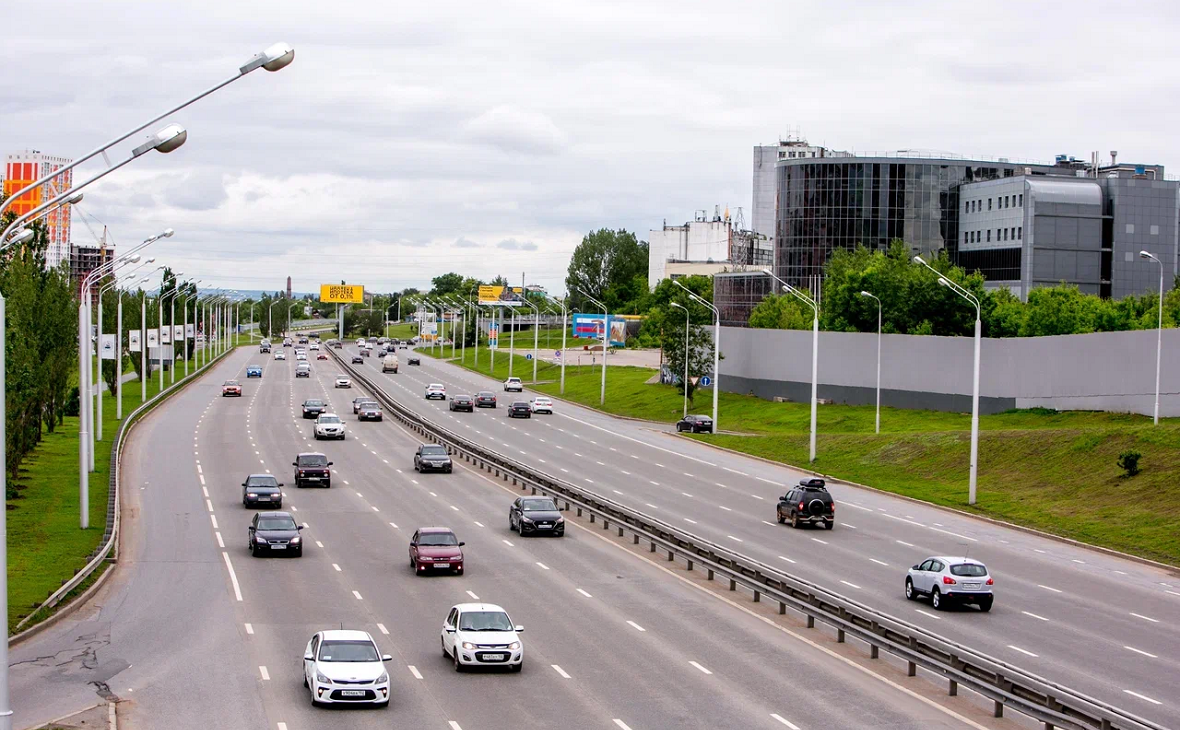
[409,527,464,575]
[317,352,328,360]
[222,379,242,397]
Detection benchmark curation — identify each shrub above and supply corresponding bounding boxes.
[1117,450,1142,477]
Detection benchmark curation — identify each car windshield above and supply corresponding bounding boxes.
[257,517,296,530]
[246,476,279,488]
[421,446,447,456]
[304,400,323,407]
[522,499,557,511]
[950,563,988,577]
[337,375,348,380]
[361,405,380,411]
[298,455,328,467]
[318,416,340,424]
[318,640,379,662]
[458,611,513,631]
[418,532,458,546]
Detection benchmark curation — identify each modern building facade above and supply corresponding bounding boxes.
[648,207,772,289]
[4,150,74,268]
[752,136,849,246]
[717,147,1179,325]
[69,244,114,308]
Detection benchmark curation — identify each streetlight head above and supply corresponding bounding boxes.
[145,257,156,264]
[781,285,790,293]
[64,191,84,205]
[10,228,35,246]
[937,277,950,287]
[912,255,924,264]
[860,291,871,297]
[1139,250,1156,260]
[162,228,175,238]
[154,124,188,154]
[261,42,296,72]
[126,254,142,264]
[760,268,773,276]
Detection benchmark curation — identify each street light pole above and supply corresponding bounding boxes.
[580,291,609,406]
[913,256,981,504]
[179,283,201,378]
[860,291,882,434]
[546,296,568,395]
[1140,251,1165,424]
[762,270,818,461]
[520,298,540,382]
[673,279,721,433]
[671,302,689,417]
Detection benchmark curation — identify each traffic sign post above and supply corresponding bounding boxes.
[700,375,712,387]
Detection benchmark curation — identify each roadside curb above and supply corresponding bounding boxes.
[7,562,115,647]
[673,432,1180,573]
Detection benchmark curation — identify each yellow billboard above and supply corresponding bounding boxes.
[477,285,524,306]
[320,284,365,304]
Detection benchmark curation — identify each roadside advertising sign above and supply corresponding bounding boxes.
[478,285,524,307]
[174,325,184,341]
[185,323,195,339]
[129,330,141,352]
[99,334,116,360]
[161,326,172,345]
[146,329,159,348]
[319,284,364,304]
[487,320,499,349]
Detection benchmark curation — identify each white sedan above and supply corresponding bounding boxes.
[314,413,345,440]
[335,375,352,388]
[441,603,524,672]
[425,383,447,400]
[303,630,391,706]
[274,351,286,360]
[310,342,320,350]
[530,397,553,414]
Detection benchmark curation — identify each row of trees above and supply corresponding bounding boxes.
[1,219,78,488]
[751,240,1180,337]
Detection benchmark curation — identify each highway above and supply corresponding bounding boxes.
[8,345,1019,730]
[344,340,1180,728]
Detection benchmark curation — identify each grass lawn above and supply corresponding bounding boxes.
[422,346,1180,566]
[7,354,227,633]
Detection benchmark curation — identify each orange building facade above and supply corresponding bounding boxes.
[3,150,74,268]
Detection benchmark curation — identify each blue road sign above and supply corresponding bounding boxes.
[526,354,533,360]
[700,375,712,387]
[555,350,562,358]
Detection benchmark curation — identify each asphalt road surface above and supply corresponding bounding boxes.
[8,345,1036,730]
[349,342,1180,728]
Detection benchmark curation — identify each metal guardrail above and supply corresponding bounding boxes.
[331,348,1164,730]
[13,348,236,633]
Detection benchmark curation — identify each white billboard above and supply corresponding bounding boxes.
[185,323,195,339]
[146,329,159,348]
[161,326,172,345]
[174,325,185,341]
[129,330,141,353]
[99,334,116,360]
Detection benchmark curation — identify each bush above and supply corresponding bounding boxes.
[64,386,79,418]
[1117,450,1142,477]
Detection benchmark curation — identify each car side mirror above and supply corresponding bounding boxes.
[409,541,416,547]
[292,462,297,466]
[381,654,393,662]
[912,565,920,570]
[278,483,284,487]
[304,653,313,661]
[328,462,334,466]
[514,625,524,633]
[242,482,248,486]
[445,627,455,633]
[458,541,466,547]
[297,525,304,531]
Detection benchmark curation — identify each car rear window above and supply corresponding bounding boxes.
[950,563,988,577]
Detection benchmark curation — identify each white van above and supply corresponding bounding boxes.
[382,354,399,373]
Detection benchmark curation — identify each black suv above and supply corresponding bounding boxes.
[777,479,835,529]
[293,452,333,488]
[301,399,326,419]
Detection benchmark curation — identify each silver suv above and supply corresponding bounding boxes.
[905,556,993,612]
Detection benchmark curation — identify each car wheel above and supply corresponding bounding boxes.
[441,637,449,658]
[776,511,785,524]
[824,520,834,530]
[931,588,944,610]
[453,648,463,672]
[446,466,453,473]
[411,559,418,573]
[905,578,916,600]
[791,512,800,529]
[511,661,522,673]
[275,502,282,509]
[978,597,994,613]
[304,676,308,688]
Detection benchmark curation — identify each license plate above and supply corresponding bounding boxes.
[341,690,365,697]
[435,563,450,569]
[481,654,505,661]
[306,477,319,481]
[536,524,552,529]
[260,496,272,500]
[963,583,980,589]
[272,544,287,550]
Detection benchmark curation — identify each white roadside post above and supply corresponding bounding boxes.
[761,269,818,461]
[520,297,540,383]
[1140,251,1165,425]
[670,301,690,417]
[860,291,882,434]
[673,279,721,434]
[913,256,981,504]
[179,282,202,378]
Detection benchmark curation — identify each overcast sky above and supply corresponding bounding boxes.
[3,0,1178,296]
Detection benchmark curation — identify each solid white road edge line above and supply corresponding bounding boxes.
[221,552,243,601]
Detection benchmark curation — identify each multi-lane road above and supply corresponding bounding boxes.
[8,340,1177,729]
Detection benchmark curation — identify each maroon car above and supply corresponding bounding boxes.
[409,527,465,575]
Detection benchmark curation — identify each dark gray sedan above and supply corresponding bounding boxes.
[248,511,303,557]
[242,474,283,508]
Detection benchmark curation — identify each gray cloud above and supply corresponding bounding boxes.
[453,237,482,248]
[497,238,538,251]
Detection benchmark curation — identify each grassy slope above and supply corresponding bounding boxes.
[422,347,1180,565]
[7,346,245,632]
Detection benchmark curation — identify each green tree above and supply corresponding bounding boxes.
[564,228,648,313]
[749,293,812,330]
[642,275,719,401]
[430,272,466,297]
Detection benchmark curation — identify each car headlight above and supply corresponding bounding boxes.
[461,641,477,650]
[290,536,301,544]
[246,493,257,497]
[555,516,565,523]
[376,671,388,684]
[255,536,267,544]
[520,515,534,524]
[508,641,521,650]
[316,671,330,684]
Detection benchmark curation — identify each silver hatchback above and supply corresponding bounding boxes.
[905,556,993,612]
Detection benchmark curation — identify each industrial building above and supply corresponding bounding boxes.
[648,206,772,289]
